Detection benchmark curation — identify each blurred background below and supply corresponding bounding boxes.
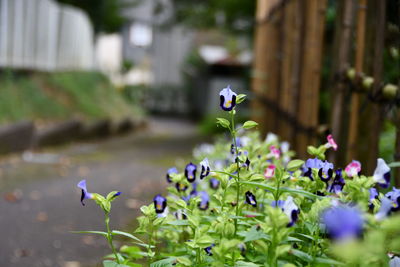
[0,0,399,266]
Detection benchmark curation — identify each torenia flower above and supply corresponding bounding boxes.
[325,134,338,151]
[369,188,379,210]
[264,164,276,179]
[77,180,94,206]
[245,191,257,207]
[265,132,278,144]
[219,85,237,111]
[166,167,178,183]
[175,182,188,192]
[185,162,197,183]
[204,244,215,256]
[375,197,392,221]
[282,196,300,227]
[345,160,361,177]
[200,158,210,179]
[198,191,209,210]
[268,145,281,159]
[209,178,220,189]
[272,197,300,227]
[385,187,400,212]
[373,158,391,188]
[173,209,187,220]
[153,195,167,217]
[321,205,363,241]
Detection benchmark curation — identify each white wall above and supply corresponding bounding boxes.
[0,0,94,71]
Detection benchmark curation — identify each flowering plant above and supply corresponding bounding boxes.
[75,86,400,267]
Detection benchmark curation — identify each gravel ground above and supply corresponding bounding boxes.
[0,117,207,267]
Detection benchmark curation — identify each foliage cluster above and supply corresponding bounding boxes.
[77,86,400,267]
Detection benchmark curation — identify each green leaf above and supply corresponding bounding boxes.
[167,220,190,226]
[103,260,130,267]
[216,118,230,129]
[150,258,176,267]
[235,261,260,267]
[291,249,313,262]
[71,230,108,237]
[242,120,258,129]
[307,146,318,155]
[315,257,344,265]
[239,226,271,242]
[389,162,400,168]
[176,257,192,266]
[112,230,144,243]
[286,160,305,172]
[279,187,324,200]
[196,235,214,246]
[239,181,276,193]
[236,94,247,104]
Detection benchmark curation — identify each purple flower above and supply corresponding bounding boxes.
[77,180,94,206]
[209,178,220,189]
[204,244,215,256]
[166,167,178,183]
[175,182,188,192]
[245,191,257,207]
[373,158,391,188]
[153,195,167,214]
[200,158,210,179]
[385,187,400,212]
[318,168,333,182]
[328,169,345,194]
[198,191,209,210]
[185,162,197,183]
[375,197,393,221]
[219,85,237,111]
[369,188,379,210]
[321,205,363,240]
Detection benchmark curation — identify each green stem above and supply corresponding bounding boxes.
[105,213,120,264]
[230,110,241,235]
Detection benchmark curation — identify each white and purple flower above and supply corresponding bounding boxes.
[373,158,391,188]
[272,196,300,227]
[209,178,220,189]
[200,158,211,179]
[153,194,167,217]
[219,85,237,111]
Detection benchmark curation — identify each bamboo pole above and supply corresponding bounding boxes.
[329,0,355,165]
[296,0,327,157]
[251,0,281,135]
[346,0,367,163]
[278,0,296,143]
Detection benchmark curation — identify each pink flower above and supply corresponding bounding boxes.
[268,146,281,159]
[345,160,361,177]
[325,134,338,151]
[264,165,276,179]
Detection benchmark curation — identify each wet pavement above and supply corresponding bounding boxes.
[0,117,206,267]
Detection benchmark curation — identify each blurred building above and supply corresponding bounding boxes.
[120,0,194,87]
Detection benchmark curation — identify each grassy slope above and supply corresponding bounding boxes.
[0,71,142,124]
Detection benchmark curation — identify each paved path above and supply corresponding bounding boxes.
[0,117,206,267]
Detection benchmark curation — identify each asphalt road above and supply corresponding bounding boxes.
[0,117,205,267]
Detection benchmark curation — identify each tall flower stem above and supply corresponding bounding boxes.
[105,212,120,264]
[230,110,241,235]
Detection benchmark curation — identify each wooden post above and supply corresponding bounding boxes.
[329,0,355,165]
[346,0,367,162]
[296,0,327,157]
[278,0,296,143]
[251,0,281,135]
